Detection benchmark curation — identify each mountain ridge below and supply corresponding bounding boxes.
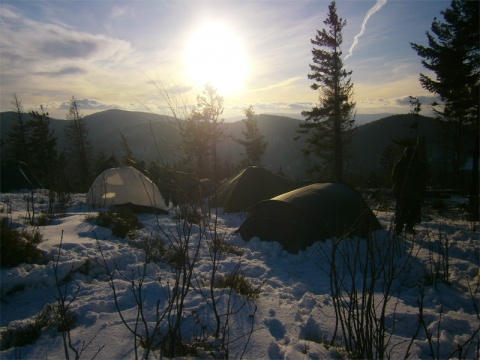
[0,109,442,182]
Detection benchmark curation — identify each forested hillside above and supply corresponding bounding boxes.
[0,109,457,186]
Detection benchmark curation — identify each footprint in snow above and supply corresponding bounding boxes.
[299,316,322,343]
[268,341,282,359]
[264,318,285,340]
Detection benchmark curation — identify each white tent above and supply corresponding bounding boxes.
[87,166,168,213]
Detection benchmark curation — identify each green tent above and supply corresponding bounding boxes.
[236,182,382,253]
[212,167,298,213]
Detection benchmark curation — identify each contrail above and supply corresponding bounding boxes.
[345,0,387,60]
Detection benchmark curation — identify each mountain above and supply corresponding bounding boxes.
[1,110,443,182]
[82,109,180,164]
[0,109,181,165]
[227,112,391,125]
[350,114,444,177]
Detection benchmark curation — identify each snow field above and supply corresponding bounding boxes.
[0,192,478,359]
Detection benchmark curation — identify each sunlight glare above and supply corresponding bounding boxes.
[184,22,248,94]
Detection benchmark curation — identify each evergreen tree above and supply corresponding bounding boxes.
[93,151,119,176]
[299,1,355,181]
[64,96,92,192]
[6,94,30,164]
[380,144,395,183]
[180,84,225,180]
[120,132,135,165]
[410,0,479,210]
[27,106,59,189]
[237,106,268,167]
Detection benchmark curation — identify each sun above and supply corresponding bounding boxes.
[184,22,248,94]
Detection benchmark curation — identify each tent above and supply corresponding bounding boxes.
[212,167,298,212]
[1,162,42,192]
[87,166,168,213]
[236,182,382,253]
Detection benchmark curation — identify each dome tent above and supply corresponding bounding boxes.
[236,182,382,253]
[87,166,168,213]
[212,166,298,213]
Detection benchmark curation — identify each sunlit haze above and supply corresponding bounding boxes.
[0,0,450,120]
[185,22,248,94]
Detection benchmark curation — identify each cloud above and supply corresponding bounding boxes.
[58,98,119,110]
[36,66,87,77]
[394,95,440,107]
[109,6,128,19]
[235,101,312,115]
[288,102,314,111]
[165,85,192,95]
[355,95,439,116]
[0,6,136,78]
[345,0,387,60]
[41,39,98,59]
[251,77,305,93]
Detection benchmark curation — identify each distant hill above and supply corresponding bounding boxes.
[227,112,391,126]
[1,109,443,181]
[82,109,180,164]
[350,114,444,177]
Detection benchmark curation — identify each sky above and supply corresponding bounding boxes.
[0,0,451,120]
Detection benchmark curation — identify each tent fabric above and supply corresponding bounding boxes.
[212,166,298,213]
[87,166,168,213]
[1,162,42,192]
[237,182,382,253]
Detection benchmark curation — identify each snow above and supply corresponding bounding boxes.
[0,191,479,359]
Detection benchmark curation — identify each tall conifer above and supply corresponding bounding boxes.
[299,1,355,181]
[237,106,268,167]
[6,94,30,164]
[64,96,92,192]
[28,106,58,189]
[411,0,479,212]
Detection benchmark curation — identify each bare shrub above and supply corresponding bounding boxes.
[53,233,105,359]
[423,228,451,287]
[0,309,50,350]
[0,217,48,267]
[318,230,418,358]
[87,207,143,238]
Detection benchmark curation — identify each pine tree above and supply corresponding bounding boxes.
[27,106,59,189]
[6,94,30,164]
[120,132,134,165]
[237,106,268,167]
[299,1,355,181]
[380,144,395,183]
[64,96,92,192]
[410,0,479,212]
[93,151,119,176]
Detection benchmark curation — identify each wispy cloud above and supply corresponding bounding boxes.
[1,6,137,73]
[36,66,87,77]
[0,0,447,119]
[345,0,387,60]
[109,6,128,19]
[251,77,305,93]
[394,95,439,107]
[0,4,142,114]
[58,98,118,110]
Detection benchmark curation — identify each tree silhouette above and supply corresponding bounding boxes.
[299,0,355,181]
[181,84,225,181]
[6,94,30,164]
[27,106,59,189]
[411,0,479,212]
[64,96,93,192]
[237,106,268,167]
